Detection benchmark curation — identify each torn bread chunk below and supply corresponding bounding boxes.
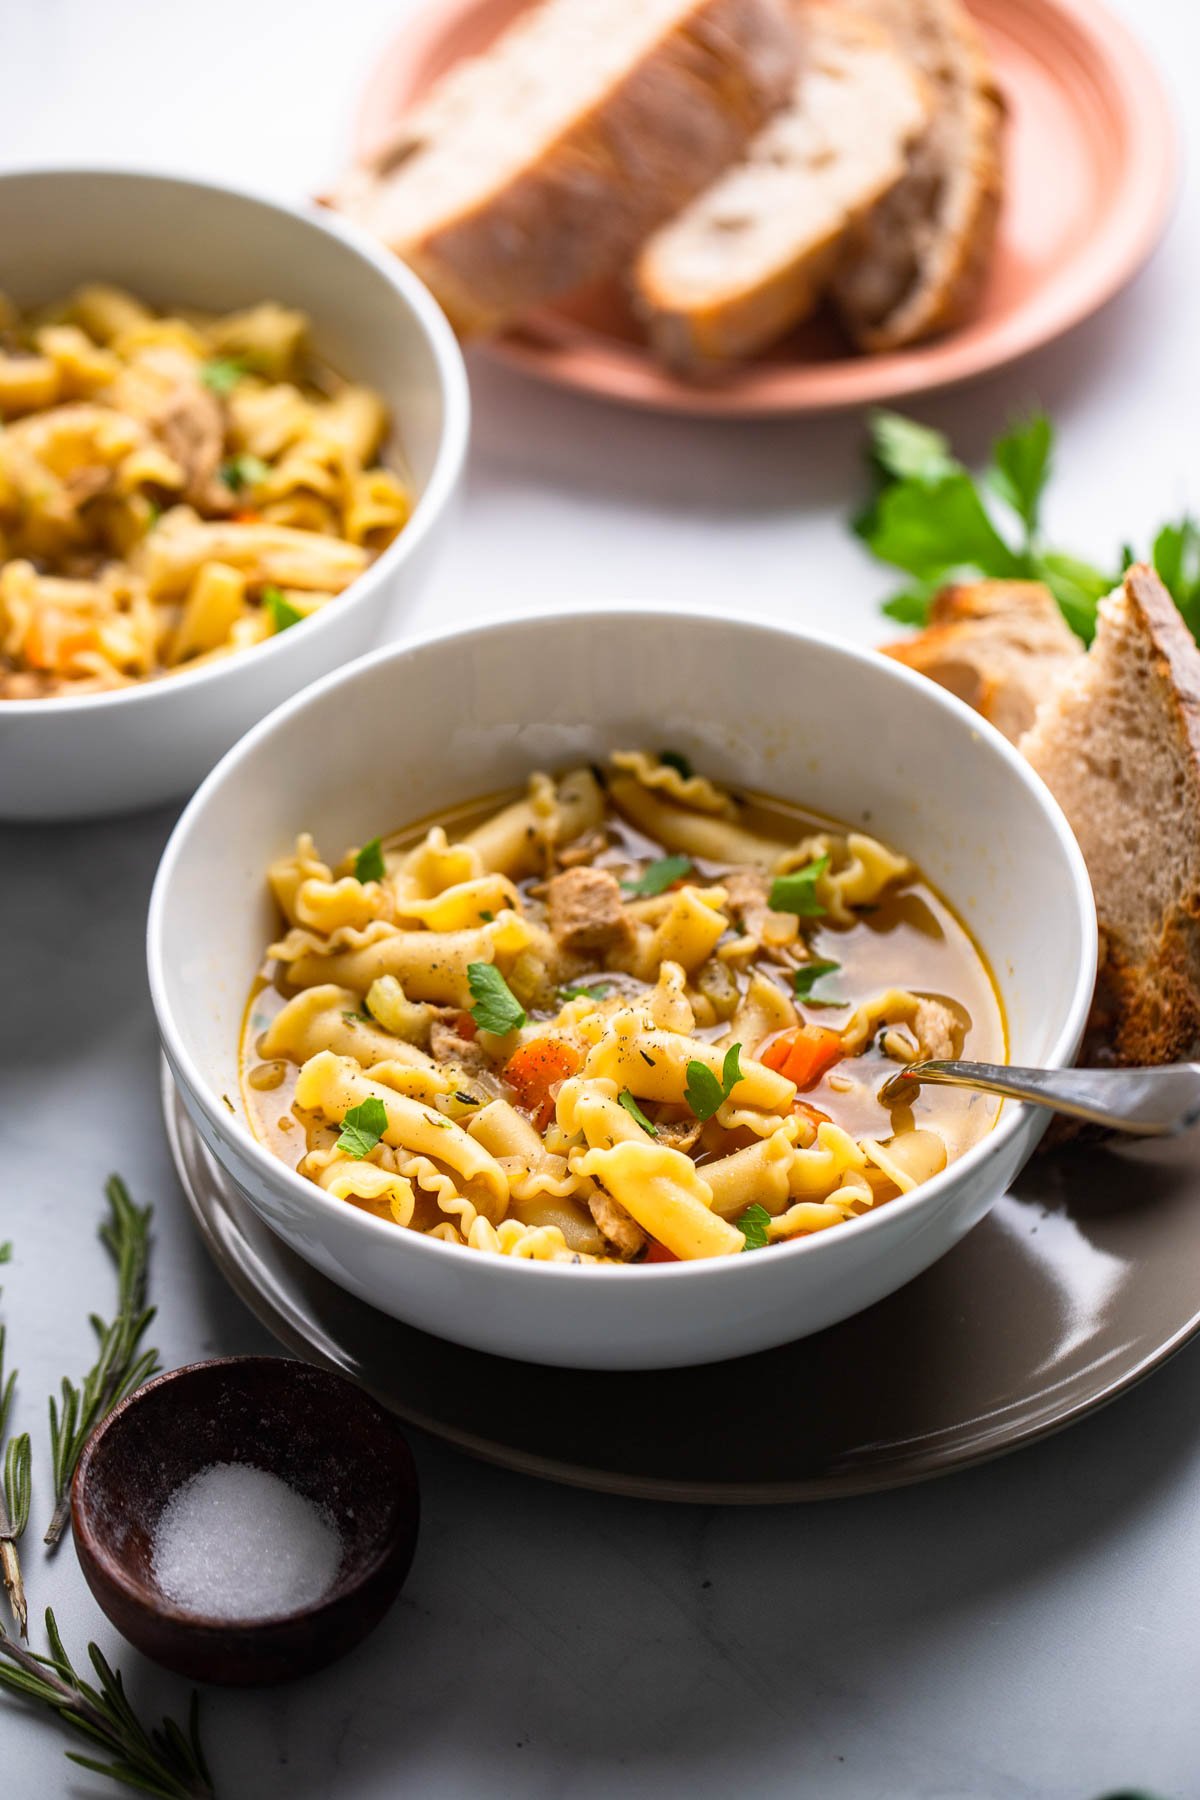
[832,0,1004,350]
[634,6,928,370]
[337,0,800,334]
[1021,566,1200,1065]
[883,579,1084,744]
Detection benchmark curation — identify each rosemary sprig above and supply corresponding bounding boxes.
[45,1177,160,1549]
[0,1246,28,1637]
[0,1609,213,1799]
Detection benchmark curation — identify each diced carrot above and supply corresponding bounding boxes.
[57,628,99,663]
[760,1024,844,1090]
[644,1240,679,1264]
[454,1011,477,1041]
[233,508,261,523]
[22,614,53,670]
[503,1037,583,1131]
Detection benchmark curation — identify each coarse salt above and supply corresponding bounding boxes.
[152,1462,342,1621]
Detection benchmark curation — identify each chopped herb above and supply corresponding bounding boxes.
[684,1042,743,1122]
[768,856,829,917]
[221,1094,235,1113]
[263,585,303,633]
[354,836,385,884]
[618,1090,657,1136]
[854,408,1200,647]
[479,909,494,922]
[341,1009,370,1024]
[144,500,162,528]
[467,962,526,1036]
[0,1245,9,1264]
[219,452,268,492]
[659,750,693,780]
[199,354,248,396]
[336,1096,388,1159]
[622,853,693,897]
[735,1203,772,1251]
[793,959,842,1004]
[559,981,613,1004]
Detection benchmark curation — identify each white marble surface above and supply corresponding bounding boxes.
[4,0,1200,1793]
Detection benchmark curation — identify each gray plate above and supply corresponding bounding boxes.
[163,1063,1200,1503]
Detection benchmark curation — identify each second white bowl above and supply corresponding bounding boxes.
[148,610,1097,1370]
[0,167,469,820]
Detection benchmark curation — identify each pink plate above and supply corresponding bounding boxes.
[353,0,1178,417]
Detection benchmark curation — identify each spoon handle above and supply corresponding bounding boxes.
[881,1060,1200,1136]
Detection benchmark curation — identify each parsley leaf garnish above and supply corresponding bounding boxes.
[618,1089,657,1135]
[622,853,693,897]
[220,452,268,492]
[336,1096,388,1159]
[684,1042,743,1122]
[793,959,841,1003]
[263,585,303,633]
[354,836,385,884]
[658,749,693,780]
[851,408,1200,647]
[735,1203,772,1251]
[768,856,829,917]
[200,355,249,396]
[467,962,526,1036]
[559,980,613,1003]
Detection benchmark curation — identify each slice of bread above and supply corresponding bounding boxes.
[632,6,928,371]
[337,0,800,335]
[1021,566,1200,1065]
[831,0,1004,351]
[883,578,1083,744]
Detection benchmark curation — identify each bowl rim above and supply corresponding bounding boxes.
[71,1354,418,1634]
[147,605,1099,1285]
[0,162,470,717]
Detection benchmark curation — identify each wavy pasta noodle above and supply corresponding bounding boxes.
[241,756,1007,1266]
[0,285,410,696]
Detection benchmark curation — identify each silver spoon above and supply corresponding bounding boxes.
[877,1059,1200,1137]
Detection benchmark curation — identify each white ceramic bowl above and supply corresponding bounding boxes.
[0,167,469,821]
[148,610,1097,1370]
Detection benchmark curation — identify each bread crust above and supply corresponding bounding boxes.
[1022,566,1200,1066]
[832,0,1005,351]
[340,0,800,334]
[883,578,1082,743]
[633,8,929,370]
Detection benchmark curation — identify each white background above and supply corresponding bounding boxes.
[4,0,1200,1794]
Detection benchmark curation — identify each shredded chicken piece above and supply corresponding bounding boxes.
[656,1117,704,1153]
[152,382,233,514]
[721,866,769,915]
[546,865,632,956]
[429,1014,493,1075]
[586,1188,647,1260]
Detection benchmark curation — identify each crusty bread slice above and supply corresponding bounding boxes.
[632,6,928,371]
[337,0,800,335]
[1021,566,1200,1065]
[883,578,1083,744]
[832,0,1004,351]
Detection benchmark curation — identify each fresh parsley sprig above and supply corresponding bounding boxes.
[855,408,1200,646]
[353,836,386,884]
[622,854,693,898]
[466,963,526,1037]
[684,1044,743,1123]
[262,586,303,634]
[0,1610,213,1800]
[618,1090,657,1135]
[768,856,828,918]
[735,1203,772,1251]
[335,1097,389,1159]
[45,1178,159,1550]
[793,959,841,1004]
[199,355,247,397]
